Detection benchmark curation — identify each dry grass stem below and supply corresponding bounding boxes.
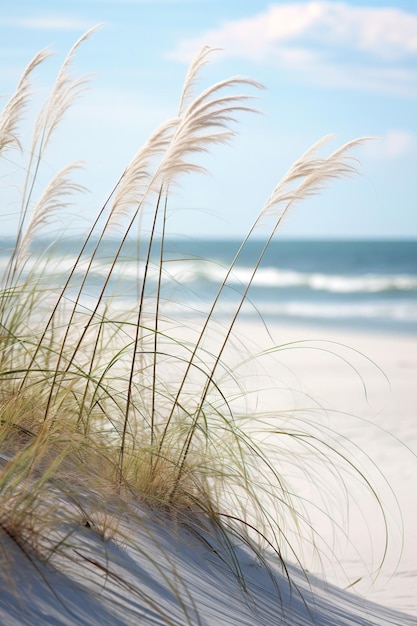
[0,29,396,625]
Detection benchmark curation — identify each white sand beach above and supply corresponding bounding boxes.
[1,320,416,625]
[234,321,417,615]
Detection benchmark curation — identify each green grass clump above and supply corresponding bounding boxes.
[0,27,392,622]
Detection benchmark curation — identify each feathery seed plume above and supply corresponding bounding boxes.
[0,50,50,155]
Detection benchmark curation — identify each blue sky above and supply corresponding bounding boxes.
[1,0,416,239]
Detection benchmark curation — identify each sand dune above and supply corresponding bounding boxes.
[1,322,416,625]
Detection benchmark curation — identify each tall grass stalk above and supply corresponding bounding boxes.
[0,29,396,622]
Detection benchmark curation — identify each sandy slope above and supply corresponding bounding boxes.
[1,503,416,626]
[1,322,416,625]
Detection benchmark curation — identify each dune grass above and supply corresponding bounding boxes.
[0,29,394,623]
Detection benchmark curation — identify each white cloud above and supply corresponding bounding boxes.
[364,130,415,160]
[168,2,417,96]
[0,16,93,31]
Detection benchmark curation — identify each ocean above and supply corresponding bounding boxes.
[1,238,417,335]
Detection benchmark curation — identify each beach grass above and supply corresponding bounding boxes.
[0,28,393,623]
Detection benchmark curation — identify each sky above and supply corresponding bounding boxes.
[1,0,416,239]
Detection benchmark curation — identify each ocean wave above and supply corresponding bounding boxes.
[114,260,417,294]
[112,298,417,325]
[109,260,417,294]
[221,268,417,293]
[2,254,417,295]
